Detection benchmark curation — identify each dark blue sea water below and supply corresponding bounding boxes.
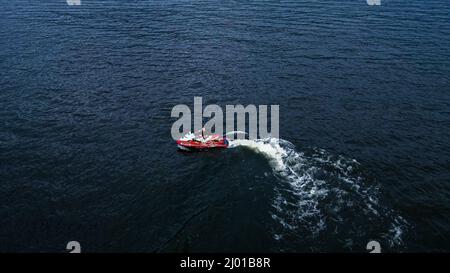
[1,0,450,252]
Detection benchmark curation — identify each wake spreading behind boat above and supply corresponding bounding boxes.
[176,131,229,151]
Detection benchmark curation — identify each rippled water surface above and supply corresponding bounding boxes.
[1,0,450,252]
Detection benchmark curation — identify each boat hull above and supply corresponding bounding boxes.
[176,139,228,151]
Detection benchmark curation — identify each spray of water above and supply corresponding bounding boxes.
[228,137,408,250]
[223,131,248,137]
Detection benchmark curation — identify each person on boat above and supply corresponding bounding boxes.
[192,128,207,142]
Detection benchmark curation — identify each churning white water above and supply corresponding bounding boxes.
[228,138,407,250]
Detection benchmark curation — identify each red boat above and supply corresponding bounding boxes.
[176,133,229,151]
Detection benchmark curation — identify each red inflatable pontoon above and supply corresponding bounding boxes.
[176,134,229,151]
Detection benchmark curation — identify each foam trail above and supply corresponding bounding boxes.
[228,137,408,250]
[228,138,287,170]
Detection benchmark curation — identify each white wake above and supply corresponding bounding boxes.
[228,137,407,250]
